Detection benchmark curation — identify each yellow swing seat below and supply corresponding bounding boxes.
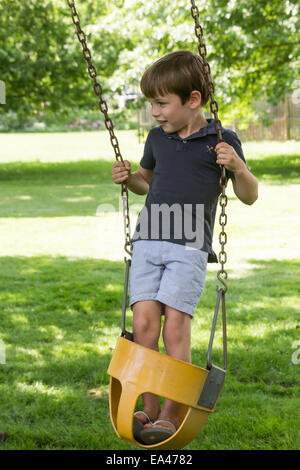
[108,338,208,450]
[107,260,227,450]
[108,315,226,450]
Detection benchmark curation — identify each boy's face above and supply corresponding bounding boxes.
[149,93,195,134]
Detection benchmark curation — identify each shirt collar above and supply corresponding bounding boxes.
[159,118,221,140]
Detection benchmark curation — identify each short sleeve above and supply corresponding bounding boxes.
[223,131,247,180]
[139,130,156,170]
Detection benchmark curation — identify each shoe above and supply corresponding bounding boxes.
[139,419,177,444]
[133,411,152,441]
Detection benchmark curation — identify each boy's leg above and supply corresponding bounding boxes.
[132,300,162,422]
[146,305,191,430]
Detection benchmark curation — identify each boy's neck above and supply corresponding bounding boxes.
[177,110,209,139]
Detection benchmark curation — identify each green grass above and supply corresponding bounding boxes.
[0,131,300,450]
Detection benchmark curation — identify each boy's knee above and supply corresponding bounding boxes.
[163,322,182,347]
[133,302,161,342]
[134,313,153,334]
[163,310,191,346]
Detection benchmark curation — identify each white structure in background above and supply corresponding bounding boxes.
[114,92,137,109]
[0,80,5,104]
[0,340,6,364]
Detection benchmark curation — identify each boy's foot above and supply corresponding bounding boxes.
[140,419,177,444]
[133,411,152,441]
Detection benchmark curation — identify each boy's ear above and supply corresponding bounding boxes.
[189,90,202,108]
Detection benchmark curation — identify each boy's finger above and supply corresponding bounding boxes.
[113,161,125,168]
[113,164,126,173]
[115,169,129,178]
[215,142,228,151]
[116,174,129,183]
[118,170,129,176]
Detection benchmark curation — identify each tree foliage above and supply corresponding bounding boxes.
[0,0,299,125]
[99,0,300,122]
[0,0,126,123]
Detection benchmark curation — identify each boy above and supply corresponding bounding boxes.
[112,50,258,444]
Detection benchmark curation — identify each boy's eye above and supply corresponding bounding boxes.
[149,100,167,107]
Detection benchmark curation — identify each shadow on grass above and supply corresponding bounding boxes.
[247,155,300,183]
[0,160,141,218]
[0,255,299,449]
[0,155,299,184]
[0,155,299,218]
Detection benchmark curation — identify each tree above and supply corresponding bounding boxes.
[0,0,130,124]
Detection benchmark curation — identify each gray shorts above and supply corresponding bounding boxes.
[129,240,208,318]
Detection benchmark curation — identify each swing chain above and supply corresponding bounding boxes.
[66,0,132,257]
[190,0,228,291]
[190,0,223,142]
[217,169,228,291]
[191,0,227,369]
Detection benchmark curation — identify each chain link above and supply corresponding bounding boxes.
[190,0,228,290]
[67,0,132,257]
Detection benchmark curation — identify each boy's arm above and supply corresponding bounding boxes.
[127,166,153,195]
[231,166,258,205]
[215,142,258,205]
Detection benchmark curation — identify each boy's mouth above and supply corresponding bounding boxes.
[157,120,168,126]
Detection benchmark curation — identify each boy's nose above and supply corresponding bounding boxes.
[151,104,160,118]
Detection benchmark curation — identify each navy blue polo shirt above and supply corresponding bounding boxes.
[132,118,246,262]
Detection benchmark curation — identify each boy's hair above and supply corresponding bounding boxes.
[140,50,209,107]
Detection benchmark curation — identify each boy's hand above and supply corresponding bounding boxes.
[112,160,131,184]
[215,142,245,174]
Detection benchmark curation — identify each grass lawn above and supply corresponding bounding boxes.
[0,131,299,450]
